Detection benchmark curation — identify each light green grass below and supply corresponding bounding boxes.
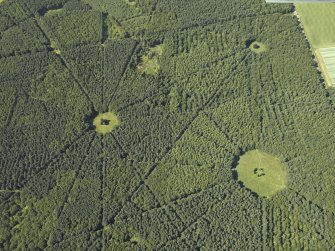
[237,150,287,198]
[50,40,61,54]
[45,9,63,16]
[109,17,125,39]
[124,0,137,6]
[296,4,335,48]
[93,112,119,134]
[0,189,20,193]
[147,162,223,204]
[0,0,5,3]
[250,41,267,53]
[138,45,164,76]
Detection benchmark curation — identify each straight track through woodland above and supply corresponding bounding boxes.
[18,1,97,111]
[107,52,252,230]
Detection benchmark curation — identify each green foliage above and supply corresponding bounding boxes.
[40,10,102,47]
[108,16,125,39]
[138,44,163,75]
[270,190,335,250]
[0,1,28,33]
[82,0,143,20]
[1,0,335,250]
[0,19,48,57]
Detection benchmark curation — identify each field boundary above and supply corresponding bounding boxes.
[318,47,335,87]
[315,49,333,87]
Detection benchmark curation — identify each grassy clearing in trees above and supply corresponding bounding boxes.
[138,44,164,76]
[249,41,267,53]
[236,150,287,198]
[93,112,119,134]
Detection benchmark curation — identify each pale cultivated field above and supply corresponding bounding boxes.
[319,47,335,87]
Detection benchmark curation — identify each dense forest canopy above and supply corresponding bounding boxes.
[0,0,334,250]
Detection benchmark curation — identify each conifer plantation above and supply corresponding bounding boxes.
[0,0,335,250]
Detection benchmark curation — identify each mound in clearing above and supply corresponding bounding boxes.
[93,112,119,134]
[249,41,267,53]
[236,150,287,198]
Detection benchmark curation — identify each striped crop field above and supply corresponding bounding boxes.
[319,48,335,87]
[295,4,335,87]
[295,4,335,48]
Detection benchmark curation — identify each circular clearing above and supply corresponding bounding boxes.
[93,112,119,134]
[236,149,287,198]
[249,41,267,53]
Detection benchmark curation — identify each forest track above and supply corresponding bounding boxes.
[4,92,18,128]
[190,120,234,156]
[107,53,252,230]
[140,12,291,44]
[18,2,97,111]
[289,188,335,216]
[144,52,251,180]
[111,132,162,206]
[57,54,97,111]
[56,134,96,220]
[116,86,170,113]
[146,0,159,25]
[107,41,139,107]
[260,200,269,251]
[46,134,96,249]
[23,128,92,189]
[203,111,239,151]
[140,183,222,217]
[165,204,186,231]
[52,228,103,249]
[101,46,105,110]
[113,52,241,114]
[157,193,229,250]
[144,87,223,180]
[100,134,107,251]
[100,12,109,45]
[107,177,224,238]
[179,12,291,34]
[287,143,335,164]
[0,47,48,60]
